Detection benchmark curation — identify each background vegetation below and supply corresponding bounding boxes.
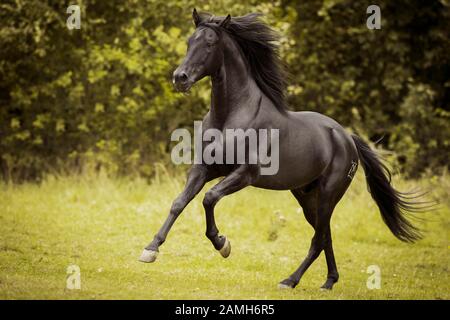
[0,0,448,300]
[1,0,449,182]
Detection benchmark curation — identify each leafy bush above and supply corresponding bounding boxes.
[0,0,448,182]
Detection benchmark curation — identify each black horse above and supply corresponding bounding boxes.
[140,10,423,290]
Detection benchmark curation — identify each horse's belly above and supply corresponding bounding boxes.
[251,148,327,190]
[251,120,333,190]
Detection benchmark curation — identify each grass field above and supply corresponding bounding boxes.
[0,169,448,300]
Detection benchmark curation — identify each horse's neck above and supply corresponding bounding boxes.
[209,36,254,128]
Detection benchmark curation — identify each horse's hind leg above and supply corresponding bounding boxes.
[279,184,336,289]
[291,186,340,289]
[291,185,318,228]
[321,226,339,290]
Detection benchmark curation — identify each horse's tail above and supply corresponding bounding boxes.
[351,134,423,242]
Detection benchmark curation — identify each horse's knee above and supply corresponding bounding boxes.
[203,190,219,209]
[170,198,185,216]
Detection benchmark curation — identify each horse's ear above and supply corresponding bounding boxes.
[193,8,201,27]
[219,14,231,28]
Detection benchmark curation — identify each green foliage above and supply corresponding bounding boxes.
[0,0,448,181]
[391,84,450,176]
[281,0,450,177]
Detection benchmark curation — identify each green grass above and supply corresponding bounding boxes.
[0,170,449,300]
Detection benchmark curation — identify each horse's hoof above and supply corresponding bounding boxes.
[219,237,231,258]
[278,279,296,289]
[320,278,337,290]
[139,249,158,263]
[320,283,334,291]
[278,283,293,290]
[320,286,332,291]
[278,283,294,290]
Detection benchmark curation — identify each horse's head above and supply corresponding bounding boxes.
[172,9,231,92]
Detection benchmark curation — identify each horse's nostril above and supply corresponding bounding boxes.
[173,70,190,89]
[174,71,188,83]
[179,72,188,82]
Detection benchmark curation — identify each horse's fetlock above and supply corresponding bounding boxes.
[154,235,165,246]
[205,230,218,240]
[328,272,339,282]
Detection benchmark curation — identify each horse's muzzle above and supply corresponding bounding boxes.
[173,70,193,92]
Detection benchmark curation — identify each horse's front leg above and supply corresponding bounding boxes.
[139,164,214,263]
[202,165,259,258]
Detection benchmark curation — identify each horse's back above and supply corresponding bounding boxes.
[288,111,344,132]
[288,111,356,150]
[289,110,357,156]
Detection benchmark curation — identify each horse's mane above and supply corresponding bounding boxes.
[198,13,287,112]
